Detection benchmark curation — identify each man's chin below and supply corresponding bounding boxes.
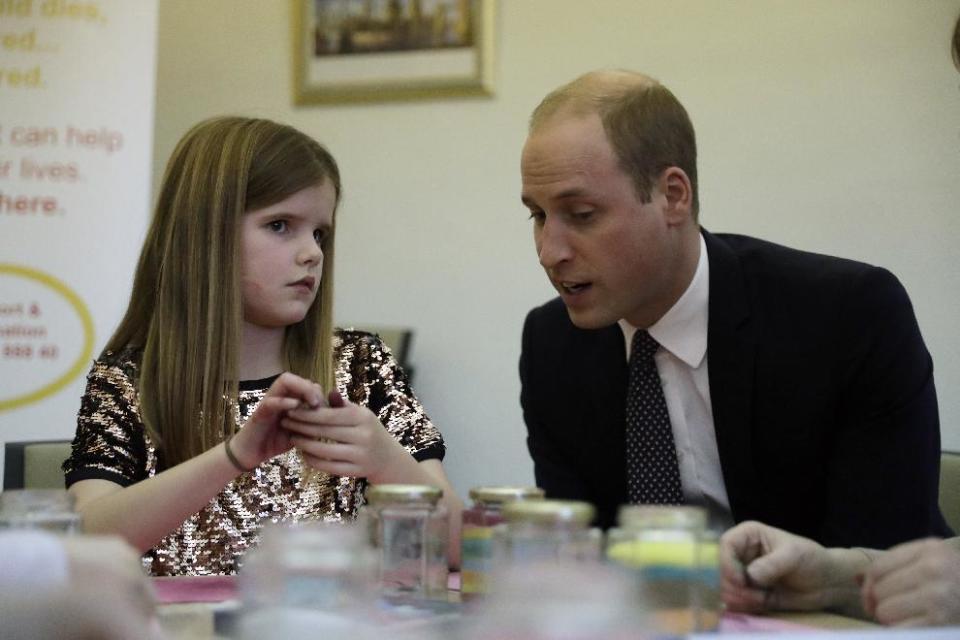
[563,305,616,330]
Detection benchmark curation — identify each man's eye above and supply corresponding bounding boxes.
[528,210,545,223]
[268,220,288,233]
[571,211,594,222]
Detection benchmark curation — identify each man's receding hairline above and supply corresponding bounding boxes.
[529,70,661,132]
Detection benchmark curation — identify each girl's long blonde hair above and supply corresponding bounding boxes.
[106,116,341,467]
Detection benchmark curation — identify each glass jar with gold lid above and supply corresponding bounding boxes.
[460,486,544,598]
[606,504,717,635]
[238,521,376,638]
[491,499,602,571]
[362,484,448,602]
[0,489,81,534]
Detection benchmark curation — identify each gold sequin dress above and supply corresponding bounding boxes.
[62,330,445,576]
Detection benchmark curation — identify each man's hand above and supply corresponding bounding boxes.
[862,537,960,626]
[720,521,865,615]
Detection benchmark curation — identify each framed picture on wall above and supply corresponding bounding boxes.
[293,0,496,104]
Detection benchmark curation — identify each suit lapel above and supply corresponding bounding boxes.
[577,324,628,469]
[584,324,628,426]
[703,229,761,521]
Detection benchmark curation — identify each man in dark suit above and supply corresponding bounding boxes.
[519,69,949,549]
[717,17,960,628]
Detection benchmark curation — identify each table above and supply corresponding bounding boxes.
[154,575,880,639]
[155,576,235,639]
[761,612,878,631]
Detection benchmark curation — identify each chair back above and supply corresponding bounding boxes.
[3,440,72,490]
[939,451,960,534]
[351,325,414,382]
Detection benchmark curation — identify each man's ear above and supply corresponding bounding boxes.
[657,167,693,225]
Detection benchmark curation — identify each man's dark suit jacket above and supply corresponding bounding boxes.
[520,229,950,549]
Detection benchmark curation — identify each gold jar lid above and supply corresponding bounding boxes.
[617,504,706,530]
[469,486,545,504]
[502,499,595,526]
[366,484,443,506]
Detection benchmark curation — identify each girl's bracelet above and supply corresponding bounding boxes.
[224,433,255,473]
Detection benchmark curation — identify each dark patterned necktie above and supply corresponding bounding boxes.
[625,330,685,504]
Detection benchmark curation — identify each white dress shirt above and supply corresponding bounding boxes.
[619,234,733,528]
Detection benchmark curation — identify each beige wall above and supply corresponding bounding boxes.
[155,0,960,498]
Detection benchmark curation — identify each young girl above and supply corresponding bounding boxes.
[63,116,462,576]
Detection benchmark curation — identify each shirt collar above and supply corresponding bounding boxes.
[619,233,709,368]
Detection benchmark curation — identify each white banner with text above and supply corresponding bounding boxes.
[0,0,158,483]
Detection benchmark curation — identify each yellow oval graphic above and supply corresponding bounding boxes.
[0,264,95,412]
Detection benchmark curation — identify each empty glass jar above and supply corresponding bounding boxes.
[238,521,377,639]
[363,484,448,603]
[0,489,81,533]
[491,499,601,572]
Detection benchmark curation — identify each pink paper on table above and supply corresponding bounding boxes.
[153,575,238,604]
[721,613,818,633]
[447,571,461,591]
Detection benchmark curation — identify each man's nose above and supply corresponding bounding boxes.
[537,219,572,269]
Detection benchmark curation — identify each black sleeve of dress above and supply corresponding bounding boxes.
[336,330,446,462]
[62,351,150,488]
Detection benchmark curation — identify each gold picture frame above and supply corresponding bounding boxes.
[293,0,495,105]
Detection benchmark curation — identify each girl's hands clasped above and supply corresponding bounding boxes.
[225,374,414,484]
[282,394,411,483]
[228,373,324,471]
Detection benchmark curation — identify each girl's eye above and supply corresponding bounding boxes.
[313,229,326,244]
[268,220,288,233]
